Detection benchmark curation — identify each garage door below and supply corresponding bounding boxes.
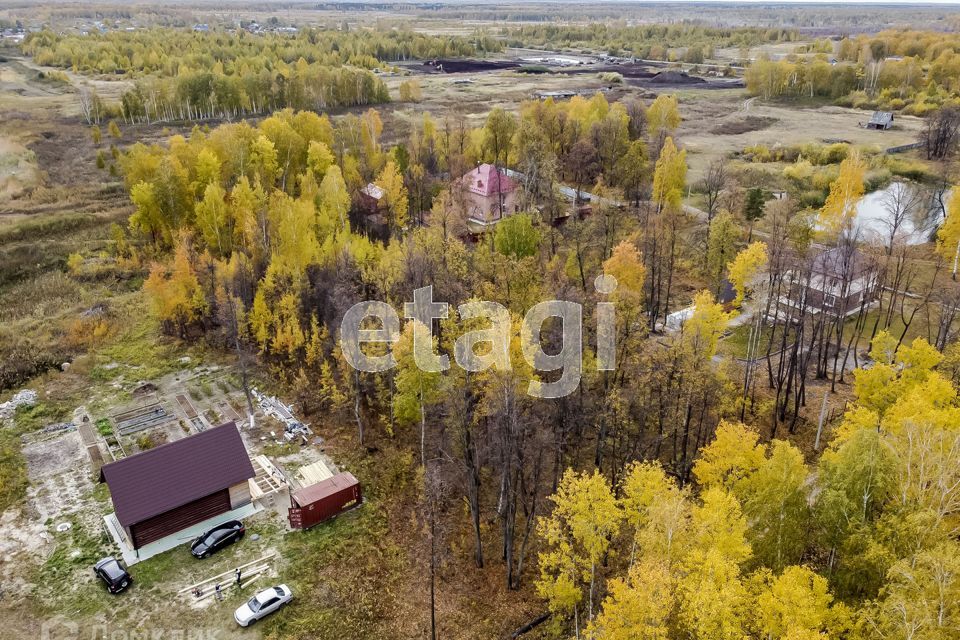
[130,489,231,548]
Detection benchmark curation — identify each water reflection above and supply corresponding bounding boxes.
[851,181,950,247]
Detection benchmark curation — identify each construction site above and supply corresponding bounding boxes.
[1,359,362,633]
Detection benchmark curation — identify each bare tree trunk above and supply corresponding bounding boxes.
[430,512,437,640]
[353,369,364,444]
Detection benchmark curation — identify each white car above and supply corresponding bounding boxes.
[234,584,293,627]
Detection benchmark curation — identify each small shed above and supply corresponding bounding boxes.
[866,111,894,130]
[288,472,362,530]
[534,90,578,100]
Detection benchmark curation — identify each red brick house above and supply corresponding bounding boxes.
[461,163,518,231]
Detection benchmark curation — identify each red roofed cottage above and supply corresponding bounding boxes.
[461,163,518,229]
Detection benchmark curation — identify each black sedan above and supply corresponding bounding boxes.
[191,520,245,559]
[94,557,132,593]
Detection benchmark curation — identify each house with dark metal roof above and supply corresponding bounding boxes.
[866,111,894,130]
[99,422,255,550]
[783,247,877,318]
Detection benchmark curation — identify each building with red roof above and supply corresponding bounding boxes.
[461,163,518,231]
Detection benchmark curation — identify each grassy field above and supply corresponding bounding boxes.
[381,65,926,189]
[378,68,617,141]
[0,130,38,201]
[677,90,926,181]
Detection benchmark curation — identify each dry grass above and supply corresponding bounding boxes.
[0,51,152,392]
[378,68,614,141]
[0,59,129,219]
[712,41,812,63]
[677,90,927,181]
[0,127,39,201]
[711,114,777,135]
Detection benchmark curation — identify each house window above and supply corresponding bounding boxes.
[824,294,836,307]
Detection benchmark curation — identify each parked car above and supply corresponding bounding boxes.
[234,584,293,627]
[93,557,132,593]
[191,520,245,558]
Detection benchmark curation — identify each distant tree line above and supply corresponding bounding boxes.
[117,63,390,123]
[22,27,502,75]
[505,23,799,61]
[747,29,960,116]
[22,26,504,123]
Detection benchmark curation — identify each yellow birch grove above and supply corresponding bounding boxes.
[602,240,646,305]
[537,332,960,639]
[536,470,622,631]
[727,241,768,307]
[684,290,733,360]
[646,94,681,141]
[936,184,960,273]
[306,140,335,177]
[651,137,687,213]
[538,445,842,640]
[818,150,865,234]
[376,159,409,233]
[143,235,205,337]
[586,560,674,640]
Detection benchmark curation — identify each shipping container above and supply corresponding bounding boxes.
[288,472,362,530]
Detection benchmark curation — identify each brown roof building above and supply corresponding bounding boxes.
[99,422,255,549]
[783,247,877,318]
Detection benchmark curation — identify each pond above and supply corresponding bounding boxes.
[849,181,950,247]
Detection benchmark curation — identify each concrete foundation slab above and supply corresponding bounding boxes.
[104,502,262,566]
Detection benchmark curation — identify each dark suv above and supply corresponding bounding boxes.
[191,520,245,559]
[94,557,132,593]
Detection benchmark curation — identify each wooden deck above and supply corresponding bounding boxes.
[248,455,287,501]
[77,420,105,473]
[296,459,335,488]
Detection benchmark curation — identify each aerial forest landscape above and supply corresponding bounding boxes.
[1,1,960,639]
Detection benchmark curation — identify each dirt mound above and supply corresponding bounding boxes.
[423,59,521,74]
[649,70,706,85]
[711,116,777,135]
[564,63,655,79]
